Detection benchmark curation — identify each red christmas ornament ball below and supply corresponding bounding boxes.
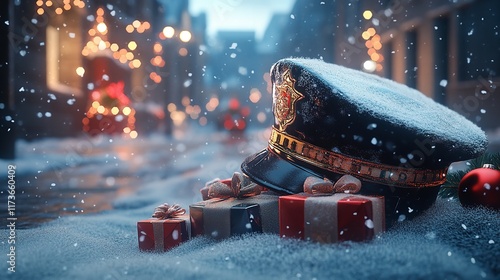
[458,164,500,210]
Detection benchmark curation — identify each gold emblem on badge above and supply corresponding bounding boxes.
[273,69,304,130]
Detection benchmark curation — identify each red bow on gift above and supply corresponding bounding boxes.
[152,203,186,220]
[201,172,264,200]
[303,175,362,195]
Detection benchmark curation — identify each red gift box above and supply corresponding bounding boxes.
[279,193,385,243]
[137,215,189,251]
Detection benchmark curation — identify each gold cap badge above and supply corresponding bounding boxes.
[273,69,304,130]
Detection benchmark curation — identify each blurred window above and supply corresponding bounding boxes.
[458,0,500,81]
[405,30,417,89]
[46,19,82,96]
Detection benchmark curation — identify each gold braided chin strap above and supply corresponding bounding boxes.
[268,127,447,188]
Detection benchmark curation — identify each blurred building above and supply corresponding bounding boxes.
[368,0,500,133]
[3,0,205,142]
[204,30,273,130]
[276,0,339,62]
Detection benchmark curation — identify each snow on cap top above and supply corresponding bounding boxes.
[271,58,487,165]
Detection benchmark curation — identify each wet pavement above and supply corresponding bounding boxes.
[4,169,141,229]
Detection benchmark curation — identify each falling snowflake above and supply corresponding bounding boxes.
[365,219,374,229]
[172,229,179,240]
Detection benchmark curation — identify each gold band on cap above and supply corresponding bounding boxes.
[268,127,447,188]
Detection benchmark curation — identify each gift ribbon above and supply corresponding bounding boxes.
[201,172,263,200]
[303,175,362,195]
[152,222,165,251]
[152,203,186,220]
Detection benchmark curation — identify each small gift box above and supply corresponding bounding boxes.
[279,176,385,243]
[190,172,279,239]
[137,204,189,251]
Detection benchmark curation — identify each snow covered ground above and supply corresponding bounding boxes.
[1,125,499,279]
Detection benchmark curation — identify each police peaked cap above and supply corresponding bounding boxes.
[242,58,487,196]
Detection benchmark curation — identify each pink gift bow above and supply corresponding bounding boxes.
[303,174,362,195]
[201,172,264,200]
[152,203,186,220]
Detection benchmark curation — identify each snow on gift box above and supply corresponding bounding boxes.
[280,175,385,243]
[190,172,279,240]
[137,203,190,252]
[241,58,488,227]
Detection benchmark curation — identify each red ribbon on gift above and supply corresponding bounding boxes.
[152,203,186,220]
[201,172,264,200]
[303,175,362,195]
